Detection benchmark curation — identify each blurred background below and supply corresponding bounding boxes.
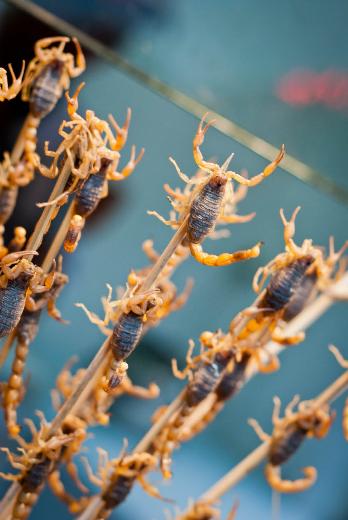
[0,1,347,519]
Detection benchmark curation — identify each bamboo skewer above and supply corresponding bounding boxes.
[25,157,73,260]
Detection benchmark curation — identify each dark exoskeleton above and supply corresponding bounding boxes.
[28,60,65,118]
[0,186,19,225]
[259,255,315,314]
[64,158,111,253]
[13,457,53,520]
[0,270,33,337]
[187,175,227,244]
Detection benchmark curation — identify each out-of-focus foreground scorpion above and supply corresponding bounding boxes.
[78,445,166,518]
[1,257,69,437]
[0,250,56,339]
[0,37,85,226]
[0,411,83,520]
[150,113,285,266]
[249,396,334,493]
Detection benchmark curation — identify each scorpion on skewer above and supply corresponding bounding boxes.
[0,412,82,520]
[150,113,284,266]
[249,396,334,493]
[2,257,68,436]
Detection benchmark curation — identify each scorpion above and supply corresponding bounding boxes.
[249,396,334,493]
[229,207,348,370]
[80,444,165,518]
[2,257,68,436]
[150,113,284,266]
[153,333,235,479]
[51,355,160,428]
[0,250,56,338]
[63,107,144,253]
[0,411,81,520]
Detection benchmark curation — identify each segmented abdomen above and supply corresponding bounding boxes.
[215,352,250,402]
[29,60,64,118]
[187,176,226,244]
[102,474,135,509]
[110,312,143,361]
[186,351,233,407]
[0,275,30,337]
[269,425,307,466]
[13,458,52,520]
[260,255,314,312]
[283,272,317,321]
[75,162,108,217]
[16,308,42,344]
[0,186,18,225]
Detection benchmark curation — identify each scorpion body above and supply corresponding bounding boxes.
[101,472,136,515]
[110,311,143,363]
[28,59,65,118]
[249,397,333,493]
[269,423,307,466]
[283,271,317,322]
[0,186,19,225]
[157,350,233,478]
[236,255,315,345]
[187,175,227,244]
[13,458,53,520]
[0,270,33,337]
[3,270,67,435]
[259,255,315,313]
[64,159,110,253]
[107,312,143,389]
[180,352,251,442]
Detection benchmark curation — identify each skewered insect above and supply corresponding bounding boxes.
[180,351,252,442]
[0,62,25,101]
[0,412,78,520]
[0,154,35,225]
[155,336,234,479]
[52,356,159,428]
[13,37,86,188]
[249,396,334,493]
[229,207,348,369]
[151,114,284,266]
[63,136,144,253]
[2,260,68,436]
[22,36,85,117]
[81,445,164,518]
[77,284,163,391]
[0,250,56,338]
[38,85,143,221]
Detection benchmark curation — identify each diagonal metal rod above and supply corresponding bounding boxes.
[4,0,348,206]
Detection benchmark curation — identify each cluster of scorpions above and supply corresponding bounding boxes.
[149,205,347,489]
[0,39,347,519]
[0,35,144,437]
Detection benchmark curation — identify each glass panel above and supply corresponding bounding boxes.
[0,3,346,520]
